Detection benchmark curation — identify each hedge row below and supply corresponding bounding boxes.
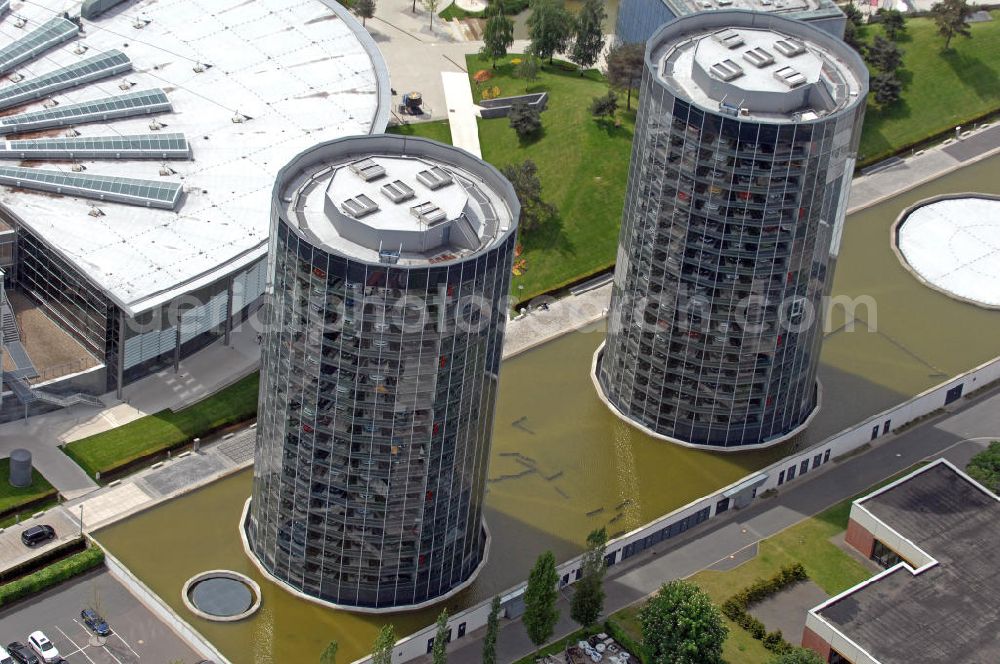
[0,546,105,607]
[721,563,808,655]
[604,619,647,664]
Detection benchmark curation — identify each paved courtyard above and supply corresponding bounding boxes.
[750,579,829,641]
[0,568,199,664]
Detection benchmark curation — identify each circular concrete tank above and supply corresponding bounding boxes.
[8,448,32,488]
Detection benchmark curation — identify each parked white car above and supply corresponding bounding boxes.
[27,632,59,664]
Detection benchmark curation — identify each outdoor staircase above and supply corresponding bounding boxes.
[2,372,104,408]
[1,300,19,342]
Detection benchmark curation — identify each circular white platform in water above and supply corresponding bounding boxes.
[895,195,1000,308]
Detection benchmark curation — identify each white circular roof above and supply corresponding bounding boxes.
[896,196,1000,308]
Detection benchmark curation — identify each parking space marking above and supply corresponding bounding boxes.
[55,624,98,664]
[111,632,140,661]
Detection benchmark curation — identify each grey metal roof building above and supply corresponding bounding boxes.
[805,460,1000,663]
[593,12,868,449]
[244,135,520,611]
[615,0,846,47]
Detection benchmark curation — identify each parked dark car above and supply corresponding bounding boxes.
[5,643,39,664]
[81,608,111,637]
[19,525,55,548]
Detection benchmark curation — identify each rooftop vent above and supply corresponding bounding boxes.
[743,47,774,68]
[380,179,415,203]
[712,29,744,49]
[411,201,447,226]
[773,66,806,88]
[416,166,453,190]
[341,194,379,218]
[349,158,386,182]
[710,59,744,82]
[774,39,806,57]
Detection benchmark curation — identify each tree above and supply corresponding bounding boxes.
[423,0,442,30]
[482,595,501,664]
[570,528,608,629]
[523,550,560,648]
[501,160,557,233]
[930,0,973,49]
[842,21,866,56]
[843,2,864,26]
[517,54,541,81]
[481,1,515,68]
[320,640,339,664]
[871,71,902,106]
[589,91,618,119]
[768,648,826,664]
[866,35,902,73]
[966,440,1000,493]
[432,609,449,664]
[570,0,606,73]
[639,580,727,664]
[527,0,573,64]
[605,42,644,110]
[354,0,375,26]
[877,8,906,40]
[372,625,396,664]
[509,102,542,138]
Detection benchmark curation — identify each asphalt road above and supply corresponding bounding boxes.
[0,568,199,664]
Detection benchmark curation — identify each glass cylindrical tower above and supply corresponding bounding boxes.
[245,135,519,611]
[595,11,868,449]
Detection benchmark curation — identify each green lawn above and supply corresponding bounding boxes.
[857,11,1000,165]
[468,54,635,303]
[0,458,57,523]
[608,496,873,664]
[387,120,453,145]
[63,372,260,480]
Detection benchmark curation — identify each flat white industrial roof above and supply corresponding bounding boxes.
[0,0,388,314]
[896,196,1000,309]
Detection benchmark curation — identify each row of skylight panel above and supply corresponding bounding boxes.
[0,165,182,209]
[0,16,79,75]
[0,133,190,160]
[0,49,132,110]
[0,89,171,135]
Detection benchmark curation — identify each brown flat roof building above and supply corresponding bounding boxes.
[803,459,1000,663]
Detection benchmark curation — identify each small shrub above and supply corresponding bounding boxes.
[509,102,542,138]
[763,630,785,651]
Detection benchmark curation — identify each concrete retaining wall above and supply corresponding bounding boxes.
[101,546,232,664]
[479,92,548,119]
[350,352,1000,664]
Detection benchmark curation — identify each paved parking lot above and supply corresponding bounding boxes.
[0,568,200,663]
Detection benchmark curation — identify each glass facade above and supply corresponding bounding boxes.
[598,16,867,448]
[247,138,519,610]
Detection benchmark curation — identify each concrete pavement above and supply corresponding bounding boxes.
[439,385,1000,664]
[443,70,483,156]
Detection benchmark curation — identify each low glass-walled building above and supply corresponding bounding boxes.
[245,135,519,611]
[595,12,868,449]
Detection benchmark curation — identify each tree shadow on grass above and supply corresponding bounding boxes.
[516,125,546,147]
[594,116,634,140]
[520,208,575,258]
[941,49,1000,101]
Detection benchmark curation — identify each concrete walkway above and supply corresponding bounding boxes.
[442,70,483,156]
[438,384,1000,664]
